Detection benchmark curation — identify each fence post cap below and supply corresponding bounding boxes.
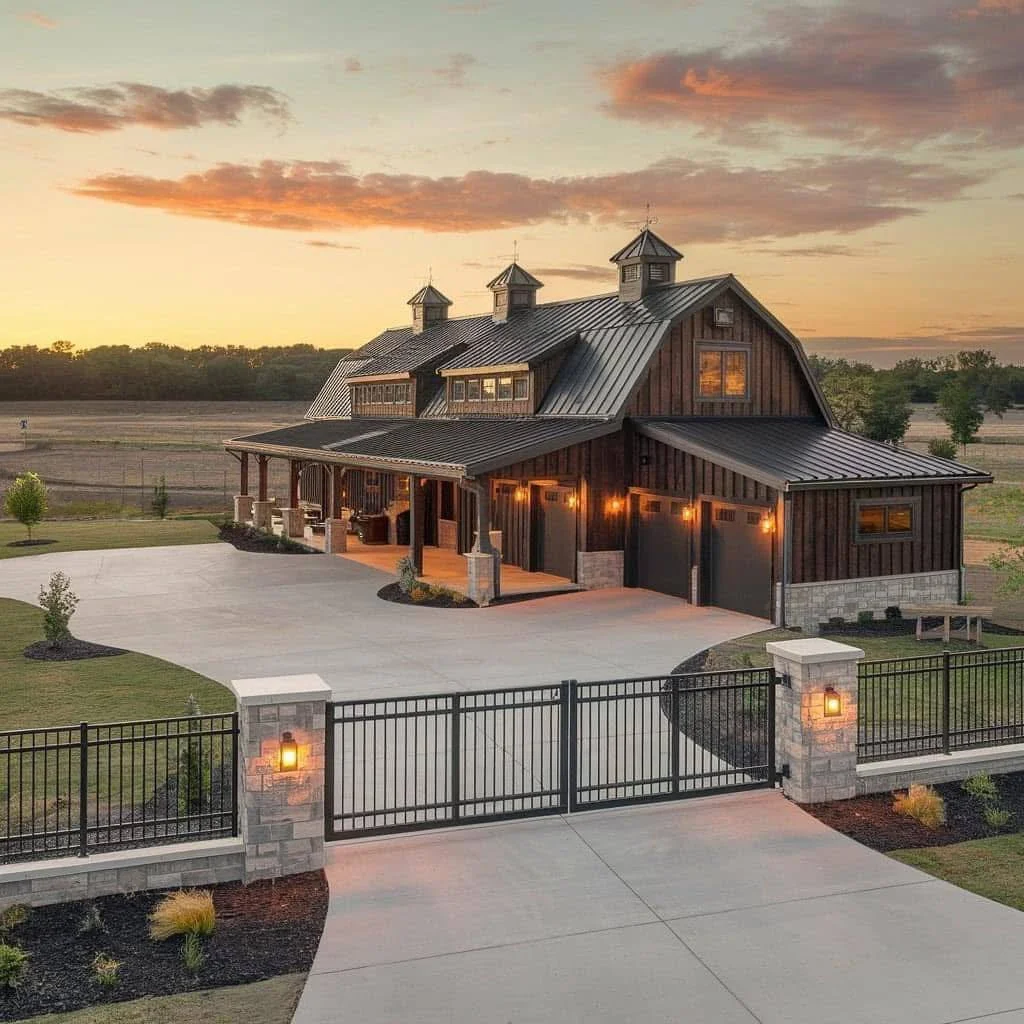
[765,638,864,665]
[229,673,332,706]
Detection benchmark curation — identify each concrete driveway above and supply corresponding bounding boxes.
[0,543,769,698]
[295,791,1024,1024]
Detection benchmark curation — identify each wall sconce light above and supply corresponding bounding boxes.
[514,486,528,503]
[681,504,695,522]
[567,492,578,510]
[606,497,624,515]
[279,731,299,772]
[823,687,842,718]
[760,514,775,535]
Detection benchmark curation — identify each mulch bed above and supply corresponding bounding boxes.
[22,637,127,662]
[5,539,57,549]
[803,770,1024,853]
[218,522,318,555]
[0,870,328,1021]
[377,582,477,608]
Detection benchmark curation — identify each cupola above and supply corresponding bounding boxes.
[407,284,452,335]
[609,228,683,302]
[487,263,543,323]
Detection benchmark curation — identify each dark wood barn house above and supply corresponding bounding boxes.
[225,229,990,628]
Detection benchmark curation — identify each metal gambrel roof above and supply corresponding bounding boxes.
[636,419,993,491]
[226,416,619,478]
[609,228,683,263]
[305,357,373,419]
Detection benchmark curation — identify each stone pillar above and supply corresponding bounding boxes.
[765,638,863,804]
[280,508,304,538]
[252,500,273,531]
[229,674,331,883]
[233,494,254,523]
[465,550,496,606]
[325,516,349,554]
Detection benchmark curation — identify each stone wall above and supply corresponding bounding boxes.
[437,518,458,550]
[576,550,624,589]
[0,839,243,911]
[778,569,961,633]
[856,743,1024,796]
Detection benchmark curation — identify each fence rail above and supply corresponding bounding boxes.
[858,646,1024,763]
[1,713,239,864]
[326,669,775,840]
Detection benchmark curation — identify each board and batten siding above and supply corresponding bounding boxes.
[790,484,960,584]
[626,289,819,418]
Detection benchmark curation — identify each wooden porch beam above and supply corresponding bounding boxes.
[239,452,249,497]
[257,455,268,502]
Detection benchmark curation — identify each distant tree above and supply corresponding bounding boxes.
[927,437,958,460]
[151,475,169,519]
[822,365,873,432]
[38,570,78,648]
[988,546,1024,596]
[3,471,47,540]
[861,378,912,443]
[937,382,984,453]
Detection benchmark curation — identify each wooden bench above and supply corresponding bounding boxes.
[903,604,994,643]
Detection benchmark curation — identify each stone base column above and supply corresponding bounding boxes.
[576,550,624,589]
[252,499,273,531]
[280,507,304,538]
[766,638,864,803]
[472,530,502,555]
[229,674,331,883]
[325,517,349,553]
[465,550,498,606]
[233,494,254,523]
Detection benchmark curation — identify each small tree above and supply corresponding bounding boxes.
[38,571,78,648]
[988,547,1024,595]
[821,366,873,433]
[861,378,912,444]
[937,381,984,454]
[151,476,169,519]
[396,555,418,594]
[178,694,212,817]
[4,471,47,541]
[927,437,958,460]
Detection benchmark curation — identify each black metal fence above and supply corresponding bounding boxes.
[326,669,775,840]
[858,647,1024,763]
[1,713,239,864]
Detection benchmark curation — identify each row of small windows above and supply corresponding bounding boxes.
[451,375,530,403]
[353,383,411,406]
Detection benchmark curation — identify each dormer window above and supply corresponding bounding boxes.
[467,379,482,401]
[452,379,466,401]
[513,377,529,400]
[498,376,514,400]
[482,377,497,400]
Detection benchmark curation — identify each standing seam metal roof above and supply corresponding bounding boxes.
[305,358,373,419]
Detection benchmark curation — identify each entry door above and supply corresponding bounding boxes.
[534,486,576,581]
[635,494,690,599]
[707,502,772,619]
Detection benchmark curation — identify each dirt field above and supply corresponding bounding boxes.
[0,401,307,515]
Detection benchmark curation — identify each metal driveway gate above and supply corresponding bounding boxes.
[326,669,775,840]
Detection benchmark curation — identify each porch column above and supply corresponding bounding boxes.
[289,461,301,508]
[253,455,272,530]
[409,475,425,574]
[233,452,254,523]
[464,476,500,605]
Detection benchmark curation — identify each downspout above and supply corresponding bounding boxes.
[959,483,980,603]
[781,491,793,628]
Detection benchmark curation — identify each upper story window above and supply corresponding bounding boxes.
[855,499,918,543]
[621,263,641,283]
[482,377,497,400]
[449,373,529,404]
[467,379,482,401]
[697,345,749,400]
[648,263,669,282]
[513,377,529,401]
[498,376,514,401]
[452,379,466,401]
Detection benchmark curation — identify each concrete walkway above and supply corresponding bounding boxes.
[295,790,1024,1024]
[0,543,768,699]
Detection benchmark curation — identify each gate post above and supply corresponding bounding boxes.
[765,639,863,804]
[229,674,332,883]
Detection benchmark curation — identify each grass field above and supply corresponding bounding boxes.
[0,518,221,559]
[17,973,307,1024]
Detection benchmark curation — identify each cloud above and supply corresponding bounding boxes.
[303,239,359,249]
[807,327,1024,366]
[343,57,363,73]
[433,53,476,87]
[533,264,610,282]
[0,82,290,133]
[71,153,981,241]
[18,10,57,28]
[600,0,1024,148]
[741,244,870,258]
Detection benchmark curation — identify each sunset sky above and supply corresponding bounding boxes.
[2,0,1023,365]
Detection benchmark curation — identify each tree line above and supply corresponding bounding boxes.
[808,350,1016,455]
[0,341,352,401]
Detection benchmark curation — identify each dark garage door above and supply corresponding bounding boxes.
[707,502,772,619]
[534,487,577,581]
[635,495,690,599]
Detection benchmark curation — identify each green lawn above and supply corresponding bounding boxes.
[964,483,1024,545]
[0,518,220,560]
[890,834,1024,912]
[0,598,232,729]
[17,973,307,1024]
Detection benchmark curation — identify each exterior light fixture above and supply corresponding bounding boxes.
[823,687,842,718]
[567,492,578,510]
[279,731,299,772]
[681,504,695,522]
[514,486,528,503]
[760,514,775,535]
[606,497,624,515]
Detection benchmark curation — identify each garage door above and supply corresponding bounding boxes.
[708,502,772,619]
[635,494,690,599]
[534,486,577,581]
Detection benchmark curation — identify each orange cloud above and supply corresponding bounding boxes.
[17,10,57,28]
[71,155,981,242]
[601,1,1024,147]
[0,83,290,133]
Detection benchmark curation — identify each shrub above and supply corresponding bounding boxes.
[177,695,211,816]
[856,610,874,625]
[148,889,216,941]
[884,605,902,621]
[78,903,105,934]
[893,784,945,829]
[0,943,29,989]
[396,555,418,594]
[827,616,845,629]
[3,471,47,540]
[927,437,958,460]
[151,475,169,519]
[38,570,79,648]
[181,932,205,973]
[0,905,28,934]
[92,953,121,988]
[409,586,431,603]
[963,773,998,803]
[984,805,1014,831]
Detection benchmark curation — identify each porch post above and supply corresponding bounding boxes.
[409,475,425,574]
[253,455,272,530]
[324,467,350,554]
[240,453,249,496]
[464,475,500,605]
[280,460,304,539]
[233,452,254,523]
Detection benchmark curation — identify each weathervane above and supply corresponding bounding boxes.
[637,203,658,232]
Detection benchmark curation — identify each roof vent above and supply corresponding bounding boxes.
[609,229,683,303]
[487,263,543,323]
[407,284,452,335]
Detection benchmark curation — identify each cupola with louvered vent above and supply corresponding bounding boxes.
[407,283,452,335]
[609,228,683,302]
